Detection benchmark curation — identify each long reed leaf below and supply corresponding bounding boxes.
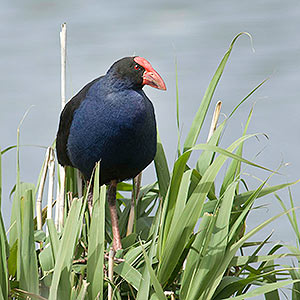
[19,189,39,294]
[48,197,83,300]
[154,131,170,198]
[183,32,252,153]
[87,162,106,300]
[223,279,300,300]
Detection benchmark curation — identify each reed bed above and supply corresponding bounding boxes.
[0,30,300,299]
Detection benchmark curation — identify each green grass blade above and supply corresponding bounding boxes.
[183,32,252,153]
[172,170,193,222]
[289,269,300,299]
[222,279,300,300]
[186,182,237,300]
[9,182,35,249]
[39,218,60,286]
[275,187,300,247]
[47,218,59,262]
[180,213,213,299]
[136,208,161,300]
[19,189,39,294]
[228,78,268,119]
[161,136,258,254]
[158,136,258,285]
[215,267,293,299]
[142,246,167,300]
[263,260,280,300]
[234,179,300,206]
[39,242,54,288]
[0,213,8,299]
[228,178,269,244]
[0,147,2,208]
[154,131,170,198]
[114,261,142,291]
[229,253,298,267]
[175,57,181,158]
[159,134,274,279]
[196,120,225,175]
[0,148,8,298]
[48,197,83,300]
[87,162,106,300]
[220,107,253,196]
[159,150,191,251]
[215,209,298,292]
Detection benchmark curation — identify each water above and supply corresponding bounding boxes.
[1,1,300,297]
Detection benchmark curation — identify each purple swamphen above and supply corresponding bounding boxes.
[56,56,166,250]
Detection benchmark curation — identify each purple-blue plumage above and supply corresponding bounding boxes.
[56,56,166,184]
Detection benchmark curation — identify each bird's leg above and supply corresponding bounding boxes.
[108,180,122,251]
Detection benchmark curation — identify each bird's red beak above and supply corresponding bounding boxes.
[134,57,166,90]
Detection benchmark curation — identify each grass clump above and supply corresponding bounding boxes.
[1,32,300,299]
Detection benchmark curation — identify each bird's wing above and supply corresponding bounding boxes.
[56,76,103,167]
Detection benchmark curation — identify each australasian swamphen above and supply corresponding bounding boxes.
[56,56,166,251]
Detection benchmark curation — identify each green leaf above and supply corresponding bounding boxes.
[0,145,17,155]
[9,182,35,248]
[136,208,161,300]
[0,212,8,298]
[39,220,59,287]
[185,182,237,300]
[180,213,213,299]
[114,261,142,291]
[172,170,193,223]
[215,267,291,299]
[19,189,39,294]
[47,218,60,263]
[7,240,17,277]
[0,148,8,298]
[158,134,271,285]
[212,209,297,300]
[142,246,167,300]
[175,57,182,158]
[48,197,83,300]
[229,253,298,267]
[34,230,46,242]
[220,107,253,196]
[290,269,300,300]
[183,32,253,153]
[87,162,106,300]
[39,242,54,287]
[234,179,300,206]
[196,120,225,175]
[154,131,170,198]
[222,279,300,300]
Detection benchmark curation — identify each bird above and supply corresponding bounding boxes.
[56,56,166,251]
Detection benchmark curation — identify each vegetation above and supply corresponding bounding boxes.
[1,32,300,299]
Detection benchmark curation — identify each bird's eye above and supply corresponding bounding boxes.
[134,64,140,70]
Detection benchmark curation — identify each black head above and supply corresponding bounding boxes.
[107,56,166,90]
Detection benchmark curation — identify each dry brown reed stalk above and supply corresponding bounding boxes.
[207,101,222,142]
[46,147,55,220]
[57,23,67,231]
[108,248,115,300]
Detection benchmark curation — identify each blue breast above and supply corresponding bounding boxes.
[66,77,157,183]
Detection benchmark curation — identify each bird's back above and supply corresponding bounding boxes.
[56,76,102,168]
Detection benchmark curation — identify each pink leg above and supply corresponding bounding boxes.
[107,180,122,251]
